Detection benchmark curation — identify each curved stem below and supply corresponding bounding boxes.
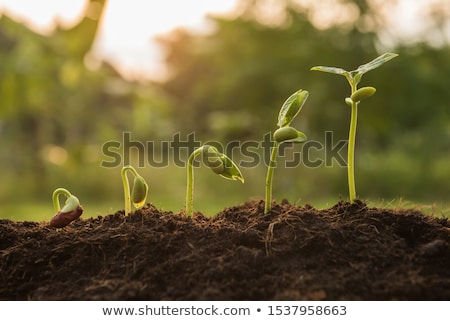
[265,141,279,214]
[185,147,203,217]
[52,188,72,212]
[348,83,358,203]
[121,165,138,215]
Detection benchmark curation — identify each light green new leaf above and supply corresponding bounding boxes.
[352,52,398,84]
[355,53,399,76]
[311,66,352,84]
[277,89,309,127]
[312,53,398,85]
[310,66,349,76]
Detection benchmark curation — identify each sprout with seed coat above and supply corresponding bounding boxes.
[50,188,83,228]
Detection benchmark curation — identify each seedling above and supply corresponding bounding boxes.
[121,165,148,215]
[50,188,83,228]
[311,53,398,202]
[265,90,308,214]
[186,144,244,217]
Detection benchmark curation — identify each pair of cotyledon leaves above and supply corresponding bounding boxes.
[311,52,398,86]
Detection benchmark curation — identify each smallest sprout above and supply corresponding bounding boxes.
[186,145,244,217]
[121,165,148,215]
[50,188,83,228]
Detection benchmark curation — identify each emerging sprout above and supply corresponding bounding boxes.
[50,188,83,228]
[312,52,398,202]
[265,90,308,214]
[186,145,244,217]
[121,165,148,215]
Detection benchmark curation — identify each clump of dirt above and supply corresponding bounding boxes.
[0,200,449,300]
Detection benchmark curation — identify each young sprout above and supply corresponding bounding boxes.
[186,144,244,217]
[311,52,398,203]
[50,188,83,228]
[121,165,148,215]
[265,89,308,214]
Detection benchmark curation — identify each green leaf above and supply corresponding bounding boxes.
[310,66,349,76]
[277,90,309,127]
[355,53,399,76]
[312,53,398,86]
[311,66,353,85]
[351,52,398,84]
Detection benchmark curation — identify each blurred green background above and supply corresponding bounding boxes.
[1,0,449,221]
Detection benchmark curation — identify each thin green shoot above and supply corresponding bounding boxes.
[265,90,308,214]
[311,53,398,203]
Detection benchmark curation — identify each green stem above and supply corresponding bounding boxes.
[121,165,140,215]
[52,188,72,212]
[265,141,279,214]
[186,147,203,217]
[348,84,358,203]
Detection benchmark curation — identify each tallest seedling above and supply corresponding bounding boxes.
[312,53,398,202]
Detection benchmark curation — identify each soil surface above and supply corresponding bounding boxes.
[1,200,449,300]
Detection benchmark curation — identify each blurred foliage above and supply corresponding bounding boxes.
[0,0,449,220]
[157,0,450,203]
[0,0,173,206]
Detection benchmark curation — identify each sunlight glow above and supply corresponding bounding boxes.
[0,0,446,81]
[41,145,68,166]
[0,0,85,33]
[93,0,238,81]
[0,0,238,81]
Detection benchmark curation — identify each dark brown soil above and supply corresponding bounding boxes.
[1,200,449,300]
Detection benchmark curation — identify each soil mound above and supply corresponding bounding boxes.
[1,200,449,300]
